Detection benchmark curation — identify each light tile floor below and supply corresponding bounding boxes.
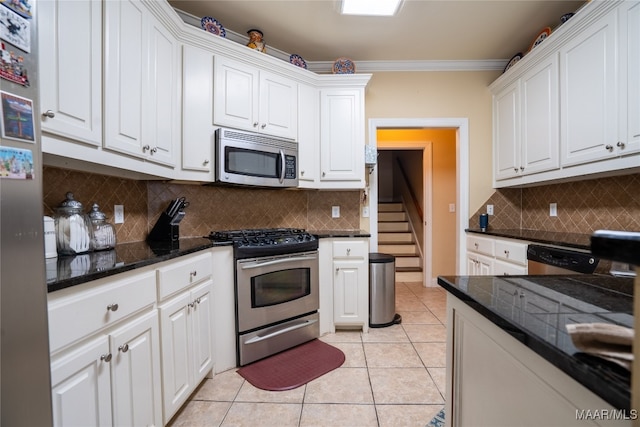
[168,282,447,427]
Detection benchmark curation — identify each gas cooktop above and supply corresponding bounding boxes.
[206,228,318,258]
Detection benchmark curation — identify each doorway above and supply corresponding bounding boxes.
[368,118,470,285]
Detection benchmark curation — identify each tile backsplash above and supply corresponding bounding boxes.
[43,167,361,243]
[470,173,640,234]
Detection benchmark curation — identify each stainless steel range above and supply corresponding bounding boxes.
[207,229,319,366]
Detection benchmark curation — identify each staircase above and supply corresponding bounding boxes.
[377,203,423,283]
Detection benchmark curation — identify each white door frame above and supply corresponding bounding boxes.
[368,118,470,282]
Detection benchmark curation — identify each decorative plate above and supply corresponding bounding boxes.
[503,52,523,73]
[528,27,551,52]
[201,16,226,37]
[290,54,307,69]
[332,57,356,74]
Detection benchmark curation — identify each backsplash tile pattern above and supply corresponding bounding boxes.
[471,173,640,234]
[43,167,361,244]
[43,167,149,243]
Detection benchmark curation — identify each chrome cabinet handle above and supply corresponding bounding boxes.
[253,122,259,127]
[617,141,626,149]
[504,250,509,257]
[633,134,640,138]
[203,159,210,165]
[605,144,614,152]
[150,147,158,154]
[101,353,112,362]
[190,270,197,278]
[347,248,351,255]
[301,170,305,176]
[261,123,266,129]
[322,172,326,177]
[42,110,55,118]
[107,303,119,312]
[474,243,479,249]
[118,344,129,353]
[519,166,524,171]
[513,168,518,173]
[142,145,150,152]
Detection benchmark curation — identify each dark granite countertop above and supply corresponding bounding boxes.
[46,237,229,293]
[437,274,634,411]
[310,229,371,238]
[466,228,592,250]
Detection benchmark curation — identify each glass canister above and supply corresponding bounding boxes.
[88,203,116,251]
[54,192,92,255]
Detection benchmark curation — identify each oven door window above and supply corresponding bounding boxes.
[226,147,280,178]
[251,268,310,308]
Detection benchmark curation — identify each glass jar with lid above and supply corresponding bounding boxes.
[54,192,92,255]
[88,203,116,251]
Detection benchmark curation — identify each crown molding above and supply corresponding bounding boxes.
[173,8,508,74]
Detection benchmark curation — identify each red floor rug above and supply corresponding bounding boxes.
[237,339,345,391]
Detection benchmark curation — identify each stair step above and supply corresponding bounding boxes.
[394,256,421,268]
[378,203,404,212]
[378,222,410,232]
[378,232,413,243]
[378,243,417,255]
[396,270,424,282]
[379,212,406,222]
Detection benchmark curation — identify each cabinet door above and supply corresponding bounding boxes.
[214,57,259,131]
[334,259,367,325]
[182,45,215,174]
[190,281,214,382]
[521,55,560,175]
[144,16,178,166]
[104,0,145,157]
[619,1,640,155]
[159,292,192,421]
[259,72,298,140]
[560,9,618,167]
[110,310,162,427]
[38,0,101,146]
[297,83,319,186]
[50,337,112,427]
[493,81,521,180]
[320,89,365,184]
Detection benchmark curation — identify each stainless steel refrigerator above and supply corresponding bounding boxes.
[0,0,54,425]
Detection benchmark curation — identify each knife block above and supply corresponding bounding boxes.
[146,212,179,243]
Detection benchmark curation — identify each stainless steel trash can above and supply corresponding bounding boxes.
[369,253,402,328]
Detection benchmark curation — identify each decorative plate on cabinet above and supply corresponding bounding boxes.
[528,27,551,52]
[201,16,226,37]
[503,52,523,73]
[290,54,307,69]
[332,57,356,74]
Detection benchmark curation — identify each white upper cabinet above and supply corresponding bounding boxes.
[560,8,618,167]
[38,0,102,146]
[104,0,178,167]
[181,44,215,178]
[619,1,640,156]
[491,1,640,188]
[214,56,298,140]
[319,88,365,187]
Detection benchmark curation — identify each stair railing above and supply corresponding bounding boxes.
[395,158,424,260]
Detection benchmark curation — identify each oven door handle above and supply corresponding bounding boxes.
[240,255,317,269]
[244,318,318,345]
[279,149,285,184]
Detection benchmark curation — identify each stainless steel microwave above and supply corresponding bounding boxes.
[215,127,298,188]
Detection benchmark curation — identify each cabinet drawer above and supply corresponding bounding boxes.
[333,240,368,258]
[157,252,212,300]
[495,239,528,265]
[494,259,528,276]
[48,271,156,353]
[466,235,495,256]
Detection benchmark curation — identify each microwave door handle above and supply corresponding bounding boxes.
[279,149,285,183]
[240,255,317,270]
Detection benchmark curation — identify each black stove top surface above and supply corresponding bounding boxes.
[206,228,318,258]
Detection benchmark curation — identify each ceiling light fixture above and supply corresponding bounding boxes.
[340,0,402,16]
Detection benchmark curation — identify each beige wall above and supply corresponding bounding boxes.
[364,70,502,214]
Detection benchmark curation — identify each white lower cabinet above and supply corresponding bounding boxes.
[159,280,213,424]
[466,233,528,276]
[446,294,629,427]
[331,239,369,332]
[50,337,112,427]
